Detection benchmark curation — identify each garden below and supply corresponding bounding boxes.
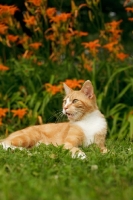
[0,0,133,199]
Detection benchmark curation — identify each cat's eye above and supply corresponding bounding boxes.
[72,99,79,103]
[63,99,66,104]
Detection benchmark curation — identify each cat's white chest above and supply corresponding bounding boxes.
[74,110,107,147]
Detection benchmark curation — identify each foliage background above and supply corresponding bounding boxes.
[0,0,133,140]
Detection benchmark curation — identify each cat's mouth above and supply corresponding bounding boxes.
[66,112,74,119]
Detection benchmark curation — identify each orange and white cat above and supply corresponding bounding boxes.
[0,80,107,159]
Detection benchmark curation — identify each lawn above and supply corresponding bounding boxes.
[0,140,133,200]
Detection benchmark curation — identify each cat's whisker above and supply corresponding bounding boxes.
[55,111,64,123]
[46,110,62,123]
[47,110,65,123]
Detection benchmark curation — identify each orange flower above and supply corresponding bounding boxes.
[108,29,122,42]
[82,39,100,49]
[128,17,133,21]
[50,13,71,23]
[82,39,100,55]
[100,30,107,39]
[0,17,9,25]
[11,108,27,119]
[103,41,118,52]
[17,35,30,45]
[125,7,133,12]
[81,53,92,71]
[29,42,42,50]
[46,8,56,18]
[124,0,131,6]
[45,83,62,95]
[0,108,8,118]
[7,34,19,43]
[0,23,8,35]
[63,79,84,89]
[27,0,42,6]
[45,34,55,41]
[65,30,88,38]
[61,39,70,46]
[0,5,19,15]
[116,52,129,61]
[0,64,9,71]
[64,32,73,39]
[84,63,92,71]
[105,20,122,29]
[109,29,122,35]
[73,31,88,37]
[78,32,88,37]
[59,37,70,46]
[22,50,33,59]
[24,16,37,26]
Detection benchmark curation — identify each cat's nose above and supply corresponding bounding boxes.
[64,105,68,110]
[63,107,68,114]
[64,107,69,114]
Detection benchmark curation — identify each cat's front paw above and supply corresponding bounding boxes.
[101,147,108,154]
[0,142,12,150]
[72,151,86,160]
[0,141,23,151]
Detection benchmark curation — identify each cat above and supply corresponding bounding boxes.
[0,80,107,159]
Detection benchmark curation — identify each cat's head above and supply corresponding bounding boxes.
[62,80,98,122]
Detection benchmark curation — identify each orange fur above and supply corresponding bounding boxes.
[1,80,107,159]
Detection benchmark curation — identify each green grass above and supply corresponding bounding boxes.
[0,140,133,200]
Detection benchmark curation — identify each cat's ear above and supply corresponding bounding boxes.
[63,83,72,94]
[80,80,94,99]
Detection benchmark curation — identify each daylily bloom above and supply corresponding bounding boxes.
[0,23,8,35]
[29,42,42,50]
[46,8,56,18]
[105,20,123,29]
[128,18,133,21]
[50,13,71,23]
[82,39,100,55]
[63,79,84,89]
[11,109,27,119]
[116,52,129,61]
[124,0,131,6]
[17,35,30,45]
[84,63,92,71]
[125,7,133,12]
[82,39,100,49]
[103,41,118,52]
[45,83,62,95]
[109,29,122,34]
[7,34,19,43]
[45,34,55,41]
[0,4,18,15]
[0,64,9,71]
[0,108,8,117]
[22,50,33,59]
[27,0,42,6]
[24,16,37,26]
[73,31,88,37]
